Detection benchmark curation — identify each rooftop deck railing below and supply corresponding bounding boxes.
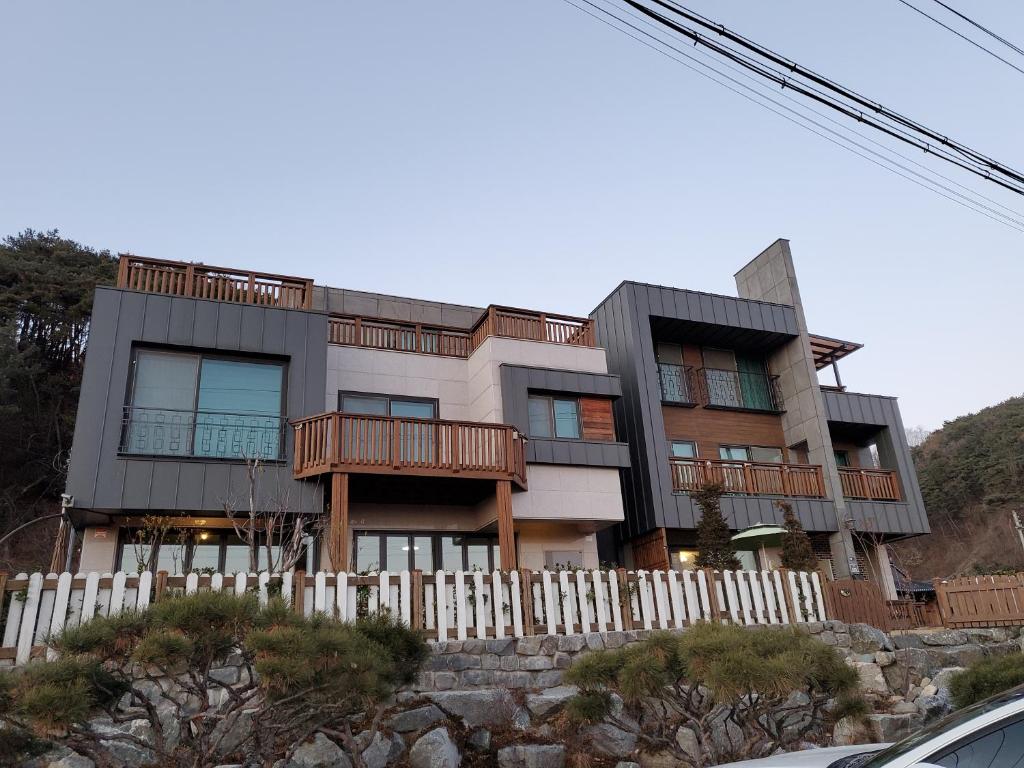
[838,467,902,501]
[670,457,826,498]
[292,412,527,487]
[116,255,314,309]
[470,306,595,349]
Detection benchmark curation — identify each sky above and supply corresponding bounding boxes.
[2,1,1022,430]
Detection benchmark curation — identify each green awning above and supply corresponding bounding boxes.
[731,525,787,547]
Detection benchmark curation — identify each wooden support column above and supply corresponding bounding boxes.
[496,480,517,570]
[330,473,350,572]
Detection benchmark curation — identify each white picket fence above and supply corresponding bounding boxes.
[0,568,827,666]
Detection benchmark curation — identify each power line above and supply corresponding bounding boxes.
[927,0,1024,58]
[625,0,1024,194]
[559,0,1024,232]
[894,0,1024,77]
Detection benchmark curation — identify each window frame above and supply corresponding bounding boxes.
[669,440,698,459]
[115,526,310,575]
[526,393,583,440]
[123,347,288,461]
[352,530,505,573]
[337,390,439,419]
[718,444,786,463]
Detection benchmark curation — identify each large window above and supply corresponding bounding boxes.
[719,445,784,463]
[122,350,285,460]
[528,395,581,439]
[353,532,501,573]
[670,440,698,459]
[117,529,296,575]
[338,393,438,464]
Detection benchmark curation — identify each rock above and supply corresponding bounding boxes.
[637,751,678,768]
[47,756,95,768]
[211,708,255,756]
[497,745,566,768]
[921,630,968,647]
[525,686,579,717]
[852,662,889,695]
[390,705,447,733]
[921,684,938,697]
[674,726,700,761]
[892,701,918,714]
[289,733,352,768]
[584,723,638,758]
[410,727,461,768]
[89,720,157,768]
[362,731,405,768]
[833,717,871,747]
[516,636,544,655]
[557,635,587,652]
[893,634,925,650]
[520,655,554,671]
[849,624,894,654]
[615,763,642,768]
[867,713,924,743]
[209,665,241,685]
[930,667,965,693]
[708,709,745,756]
[918,693,952,720]
[427,690,525,728]
[468,729,491,751]
[876,651,896,667]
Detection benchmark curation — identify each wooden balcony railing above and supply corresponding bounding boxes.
[470,306,595,349]
[670,457,826,498]
[292,413,527,487]
[117,255,314,309]
[328,316,473,358]
[838,468,901,501]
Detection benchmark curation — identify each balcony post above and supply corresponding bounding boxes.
[353,317,363,346]
[246,273,255,304]
[330,473,350,572]
[391,419,401,469]
[451,423,461,473]
[536,312,547,342]
[116,255,129,287]
[496,480,517,570]
[742,463,754,495]
[780,465,792,497]
[183,264,195,297]
[293,423,303,475]
[414,323,423,353]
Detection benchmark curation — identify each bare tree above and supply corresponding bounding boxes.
[223,458,322,573]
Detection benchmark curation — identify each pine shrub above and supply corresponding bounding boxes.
[950,654,1024,709]
[692,483,741,570]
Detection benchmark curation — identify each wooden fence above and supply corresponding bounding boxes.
[0,568,827,667]
[934,574,1024,628]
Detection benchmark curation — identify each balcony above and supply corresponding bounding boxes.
[470,306,595,349]
[694,367,784,413]
[839,468,902,501]
[119,406,285,460]
[658,363,696,405]
[292,413,527,487]
[670,457,826,498]
[116,255,313,309]
[329,316,472,358]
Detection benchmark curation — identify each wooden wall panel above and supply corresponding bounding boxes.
[662,404,788,461]
[580,397,615,442]
[631,528,670,570]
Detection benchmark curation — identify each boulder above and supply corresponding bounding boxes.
[47,756,95,768]
[288,733,352,768]
[467,729,491,751]
[893,634,926,650]
[852,662,889,695]
[497,745,566,768]
[427,690,526,728]
[917,692,953,720]
[849,624,894,654]
[361,731,405,768]
[875,651,896,667]
[892,701,918,714]
[410,727,461,768]
[390,705,447,733]
[525,686,579,718]
[921,630,968,647]
[867,713,923,743]
[833,717,872,747]
[615,763,642,768]
[674,726,701,761]
[584,723,638,758]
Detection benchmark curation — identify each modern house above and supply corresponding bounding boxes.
[65,256,628,576]
[63,240,927,599]
[591,240,928,597]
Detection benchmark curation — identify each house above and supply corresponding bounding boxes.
[62,240,927,600]
[590,240,928,597]
[64,256,628,576]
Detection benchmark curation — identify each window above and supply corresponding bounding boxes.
[339,393,437,419]
[353,532,500,573]
[719,446,784,463]
[339,393,438,463]
[117,529,297,575]
[657,343,692,403]
[670,441,698,459]
[544,551,583,569]
[719,446,751,462]
[701,348,776,411]
[527,395,581,439]
[834,450,850,467]
[929,716,1024,768]
[123,350,285,460]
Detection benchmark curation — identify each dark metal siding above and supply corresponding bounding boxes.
[65,287,327,517]
[823,389,929,535]
[499,365,630,468]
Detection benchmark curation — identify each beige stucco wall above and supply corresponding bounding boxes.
[517,521,601,570]
[78,526,119,572]
[512,465,623,526]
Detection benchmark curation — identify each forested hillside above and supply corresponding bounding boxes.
[0,230,117,571]
[892,396,1024,578]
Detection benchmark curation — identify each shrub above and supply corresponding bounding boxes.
[778,500,818,572]
[565,623,864,765]
[950,654,1024,709]
[0,591,429,768]
[692,484,741,570]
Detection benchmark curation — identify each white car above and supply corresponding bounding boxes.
[716,685,1024,768]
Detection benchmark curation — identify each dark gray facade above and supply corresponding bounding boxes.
[65,287,327,524]
[823,389,929,536]
[498,364,630,468]
[590,281,925,544]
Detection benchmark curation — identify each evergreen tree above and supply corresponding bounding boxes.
[778,500,818,572]
[692,483,741,570]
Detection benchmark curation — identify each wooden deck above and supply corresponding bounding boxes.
[292,412,528,487]
[670,457,826,498]
[116,255,314,309]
